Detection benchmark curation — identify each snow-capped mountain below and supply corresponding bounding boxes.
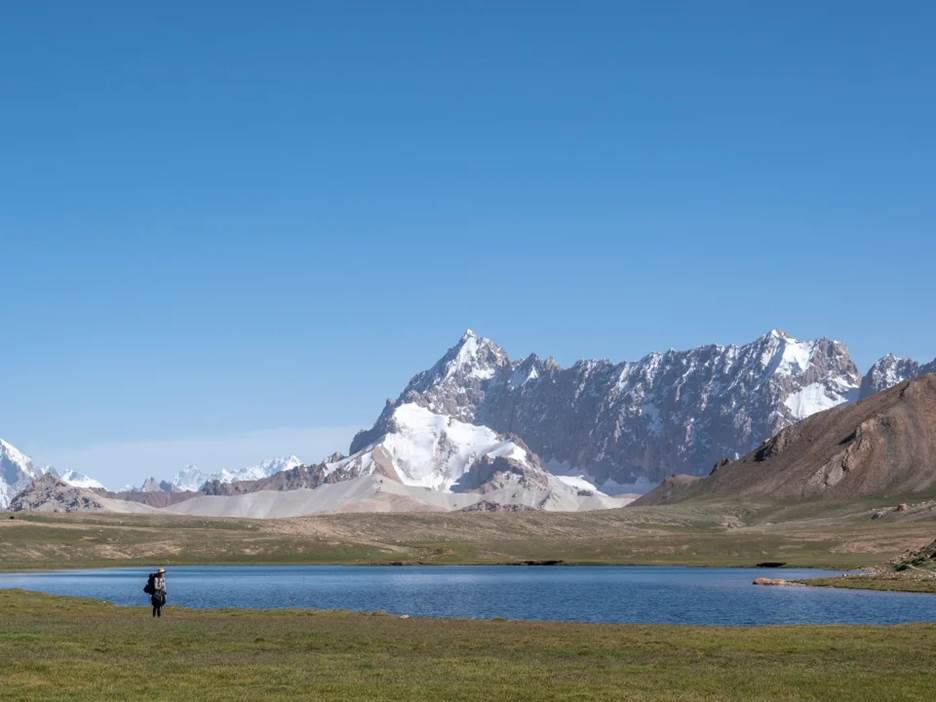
[337,404,623,509]
[204,403,627,511]
[52,468,106,490]
[159,456,304,493]
[0,439,107,507]
[859,354,936,399]
[165,465,206,492]
[0,438,46,509]
[331,403,535,491]
[352,329,862,491]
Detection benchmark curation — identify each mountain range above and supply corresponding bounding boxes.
[129,456,305,493]
[353,329,868,492]
[4,329,936,515]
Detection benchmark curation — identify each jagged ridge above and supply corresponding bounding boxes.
[353,329,863,489]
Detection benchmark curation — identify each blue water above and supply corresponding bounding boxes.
[2,565,935,625]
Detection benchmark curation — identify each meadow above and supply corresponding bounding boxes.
[2,589,935,701]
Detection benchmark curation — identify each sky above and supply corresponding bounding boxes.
[1,2,934,487]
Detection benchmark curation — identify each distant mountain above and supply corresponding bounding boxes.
[165,465,206,492]
[10,474,108,513]
[635,373,936,505]
[0,438,46,509]
[204,403,626,512]
[859,354,936,399]
[1,438,110,508]
[353,329,862,491]
[158,456,304,493]
[11,474,154,514]
[52,468,106,490]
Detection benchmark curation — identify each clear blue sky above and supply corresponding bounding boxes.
[2,2,934,486]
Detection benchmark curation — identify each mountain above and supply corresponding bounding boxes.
[860,354,936,399]
[1,438,46,509]
[203,403,628,512]
[52,468,106,490]
[1,438,112,508]
[352,329,861,491]
[635,374,936,505]
[166,465,207,492]
[10,474,108,513]
[11,474,153,514]
[138,477,166,493]
[162,456,303,492]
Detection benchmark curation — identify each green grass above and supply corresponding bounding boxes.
[1,589,934,701]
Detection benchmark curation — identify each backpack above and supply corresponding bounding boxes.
[143,573,156,595]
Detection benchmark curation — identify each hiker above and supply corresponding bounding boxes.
[144,567,167,618]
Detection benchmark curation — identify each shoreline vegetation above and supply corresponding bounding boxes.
[2,589,936,701]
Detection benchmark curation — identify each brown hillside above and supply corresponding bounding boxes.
[635,374,936,505]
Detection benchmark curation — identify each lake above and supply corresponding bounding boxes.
[2,564,935,625]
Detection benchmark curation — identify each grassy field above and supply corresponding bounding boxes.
[2,496,935,572]
[1,589,934,701]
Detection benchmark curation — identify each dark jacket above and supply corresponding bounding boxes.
[150,574,167,605]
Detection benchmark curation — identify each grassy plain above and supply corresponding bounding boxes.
[2,589,935,701]
[2,496,935,572]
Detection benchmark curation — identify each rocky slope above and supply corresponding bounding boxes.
[7,474,155,513]
[353,329,862,491]
[9,474,107,512]
[635,374,936,504]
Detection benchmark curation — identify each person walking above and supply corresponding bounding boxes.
[146,567,167,618]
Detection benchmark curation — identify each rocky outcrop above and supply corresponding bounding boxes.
[892,538,936,573]
[10,474,107,513]
[753,577,804,587]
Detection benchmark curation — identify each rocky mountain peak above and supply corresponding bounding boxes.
[859,353,936,399]
[352,329,866,491]
[395,330,511,422]
[139,477,164,493]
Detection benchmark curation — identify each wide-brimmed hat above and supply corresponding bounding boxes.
[157,567,166,573]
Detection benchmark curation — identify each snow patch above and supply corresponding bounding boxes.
[783,383,844,419]
[56,469,106,490]
[362,403,529,491]
[777,338,813,376]
[554,474,601,493]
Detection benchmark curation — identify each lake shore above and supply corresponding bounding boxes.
[2,588,935,701]
[798,574,936,595]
